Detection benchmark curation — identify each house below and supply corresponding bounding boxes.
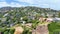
[53,17,60,21]
[39,17,60,22]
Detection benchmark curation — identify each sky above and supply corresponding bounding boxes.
[0,0,60,10]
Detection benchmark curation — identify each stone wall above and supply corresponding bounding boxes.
[32,25,49,34]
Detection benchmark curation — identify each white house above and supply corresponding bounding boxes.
[39,17,60,22]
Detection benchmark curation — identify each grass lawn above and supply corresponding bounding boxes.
[48,22,60,34]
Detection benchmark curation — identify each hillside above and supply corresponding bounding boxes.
[0,6,60,34]
[0,6,59,26]
[0,6,58,16]
[0,6,58,12]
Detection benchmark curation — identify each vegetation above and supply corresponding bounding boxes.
[0,6,60,34]
[48,21,60,34]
